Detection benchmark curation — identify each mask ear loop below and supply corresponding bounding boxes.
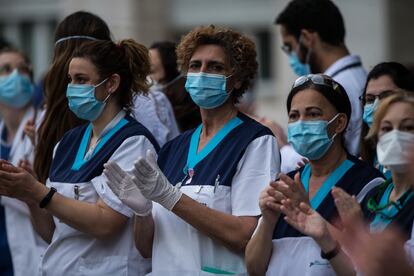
[327,113,342,141]
[225,74,235,95]
[93,77,113,103]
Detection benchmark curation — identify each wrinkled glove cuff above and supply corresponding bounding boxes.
[158,186,183,211]
[133,201,153,217]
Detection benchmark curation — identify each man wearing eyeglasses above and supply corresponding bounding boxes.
[275,0,366,157]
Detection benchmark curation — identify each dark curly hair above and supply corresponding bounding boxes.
[176,25,258,103]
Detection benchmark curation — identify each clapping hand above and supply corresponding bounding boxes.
[103,162,152,216]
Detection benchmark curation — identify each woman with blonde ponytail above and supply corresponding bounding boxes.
[0,38,159,275]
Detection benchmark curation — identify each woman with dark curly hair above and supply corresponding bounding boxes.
[104,25,280,275]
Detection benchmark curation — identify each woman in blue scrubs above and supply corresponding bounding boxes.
[245,74,384,276]
[105,25,280,275]
[0,39,158,275]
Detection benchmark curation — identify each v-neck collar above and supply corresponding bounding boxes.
[71,110,128,171]
[184,115,243,175]
[370,182,414,232]
[301,159,354,210]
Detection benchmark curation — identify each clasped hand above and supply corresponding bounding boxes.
[0,159,39,204]
[104,150,182,215]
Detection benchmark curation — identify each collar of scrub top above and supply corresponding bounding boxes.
[183,115,243,177]
[369,181,414,233]
[300,158,355,210]
[72,110,127,171]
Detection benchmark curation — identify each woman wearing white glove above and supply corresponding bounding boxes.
[105,25,280,275]
[0,38,159,275]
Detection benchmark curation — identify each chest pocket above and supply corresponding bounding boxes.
[184,185,231,214]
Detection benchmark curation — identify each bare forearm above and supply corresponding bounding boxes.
[134,215,154,258]
[27,182,127,240]
[172,194,258,252]
[246,218,276,276]
[45,193,126,240]
[28,202,55,243]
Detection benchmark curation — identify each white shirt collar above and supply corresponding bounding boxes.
[324,54,362,76]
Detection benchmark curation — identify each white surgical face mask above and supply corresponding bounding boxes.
[376,129,414,173]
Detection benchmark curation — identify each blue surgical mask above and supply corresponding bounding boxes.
[289,52,310,77]
[66,78,110,121]
[362,98,379,128]
[185,72,231,109]
[288,114,339,160]
[0,69,33,108]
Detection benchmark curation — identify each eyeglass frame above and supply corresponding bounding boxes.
[359,90,398,105]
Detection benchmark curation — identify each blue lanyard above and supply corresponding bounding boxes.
[183,116,243,175]
[370,183,414,232]
[71,118,128,171]
[301,159,354,210]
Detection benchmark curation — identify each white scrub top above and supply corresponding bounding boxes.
[133,90,179,147]
[280,144,304,174]
[39,111,158,276]
[324,55,367,156]
[0,107,47,276]
[151,113,280,275]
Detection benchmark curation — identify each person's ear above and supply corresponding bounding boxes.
[300,29,317,49]
[106,74,121,94]
[227,75,242,93]
[333,113,348,134]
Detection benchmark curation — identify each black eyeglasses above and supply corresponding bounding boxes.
[292,74,339,91]
[359,90,397,104]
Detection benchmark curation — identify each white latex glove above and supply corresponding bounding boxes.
[103,162,152,216]
[132,150,182,211]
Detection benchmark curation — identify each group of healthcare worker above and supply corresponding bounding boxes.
[0,3,413,276]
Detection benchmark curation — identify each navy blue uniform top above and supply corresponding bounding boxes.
[158,112,274,188]
[361,183,414,239]
[49,115,159,183]
[273,155,383,239]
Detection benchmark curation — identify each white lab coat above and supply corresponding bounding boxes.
[0,107,48,276]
